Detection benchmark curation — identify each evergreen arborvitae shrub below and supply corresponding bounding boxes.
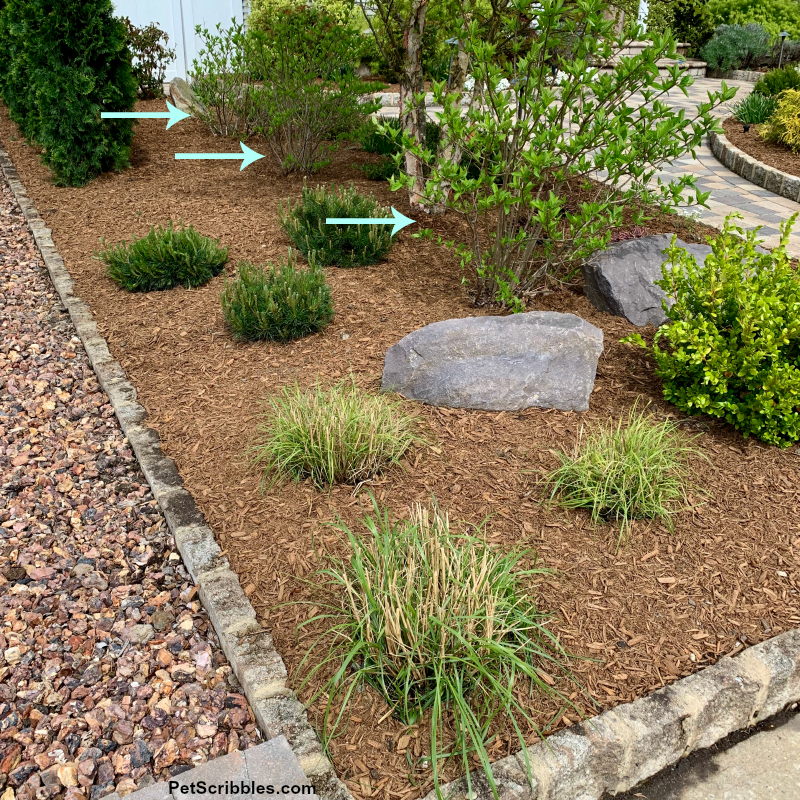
[0,0,137,186]
[220,252,334,342]
[100,222,229,292]
[279,184,394,268]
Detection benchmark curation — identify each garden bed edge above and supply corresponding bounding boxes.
[0,142,351,800]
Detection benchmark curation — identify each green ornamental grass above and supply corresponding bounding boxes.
[298,499,576,800]
[544,405,700,544]
[728,92,777,125]
[100,221,228,292]
[220,251,333,342]
[251,380,420,487]
[279,184,394,268]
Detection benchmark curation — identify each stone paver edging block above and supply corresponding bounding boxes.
[422,629,800,800]
[709,129,800,205]
[0,145,350,800]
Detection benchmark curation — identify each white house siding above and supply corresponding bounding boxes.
[112,0,248,80]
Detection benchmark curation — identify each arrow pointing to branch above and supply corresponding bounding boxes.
[174,142,265,171]
[326,207,416,237]
[101,101,191,129]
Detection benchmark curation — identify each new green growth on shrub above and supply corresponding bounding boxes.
[123,17,176,98]
[251,380,420,486]
[220,252,333,342]
[753,65,800,97]
[760,89,800,151]
[280,184,394,268]
[728,92,777,124]
[706,0,800,41]
[701,24,771,71]
[299,499,575,799]
[544,405,700,545]
[101,222,229,292]
[632,213,800,447]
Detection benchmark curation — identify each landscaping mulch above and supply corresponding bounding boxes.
[723,117,800,180]
[0,176,261,800]
[1,100,799,800]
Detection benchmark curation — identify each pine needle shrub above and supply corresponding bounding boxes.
[753,65,800,97]
[100,222,229,292]
[279,184,394,268]
[628,213,800,446]
[251,380,420,486]
[544,405,700,545]
[220,252,334,342]
[760,89,800,152]
[299,499,575,799]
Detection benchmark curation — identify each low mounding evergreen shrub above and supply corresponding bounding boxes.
[753,65,800,97]
[251,380,420,486]
[728,92,777,124]
[0,0,138,186]
[100,222,229,292]
[629,213,800,447]
[701,23,771,71]
[760,89,800,151]
[280,184,394,268]
[220,252,333,342]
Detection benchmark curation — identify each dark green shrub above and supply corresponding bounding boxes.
[671,0,716,57]
[220,252,334,342]
[701,24,771,71]
[0,0,138,186]
[753,65,800,96]
[358,159,400,181]
[628,213,800,447]
[728,92,778,123]
[123,17,176,99]
[280,184,394,268]
[357,115,402,156]
[100,222,229,292]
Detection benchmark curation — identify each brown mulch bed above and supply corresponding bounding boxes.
[0,176,261,800]
[723,116,800,180]
[1,100,799,799]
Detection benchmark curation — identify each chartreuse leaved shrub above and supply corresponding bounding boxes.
[251,380,420,487]
[100,222,228,292]
[220,251,333,342]
[631,213,800,447]
[760,89,800,152]
[545,404,700,546]
[298,499,576,800]
[280,184,394,268]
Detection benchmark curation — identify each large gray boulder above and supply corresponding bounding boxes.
[583,234,712,327]
[382,312,603,412]
[168,77,204,116]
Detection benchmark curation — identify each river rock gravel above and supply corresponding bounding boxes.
[0,175,258,800]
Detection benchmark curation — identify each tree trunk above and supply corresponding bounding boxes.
[399,0,428,208]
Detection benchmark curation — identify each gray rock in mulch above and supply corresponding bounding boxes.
[168,78,204,116]
[382,311,603,412]
[583,234,712,327]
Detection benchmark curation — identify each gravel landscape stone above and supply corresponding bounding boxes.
[0,175,259,800]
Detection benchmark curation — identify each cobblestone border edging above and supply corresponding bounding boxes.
[709,130,800,204]
[423,629,800,800]
[0,144,350,800]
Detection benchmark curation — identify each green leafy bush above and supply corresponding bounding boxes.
[357,115,402,156]
[280,184,394,267]
[101,222,229,292]
[123,17,176,98]
[0,0,137,186]
[670,0,717,58]
[220,252,333,341]
[358,159,400,181]
[701,24,771,71]
[302,500,575,799]
[545,405,699,545]
[251,380,420,486]
[634,214,800,447]
[707,0,800,40]
[753,65,800,97]
[728,92,778,124]
[760,89,800,151]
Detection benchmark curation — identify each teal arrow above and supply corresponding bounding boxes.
[101,101,191,129]
[326,207,416,237]
[174,142,265,171]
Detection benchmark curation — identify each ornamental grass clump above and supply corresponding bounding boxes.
[299,500,574,799]
[220,251,333,342]
[251,380,420,486]
[101,222,228,292]
[279,184,394,268]
[544,405,700,545]
[728,92,777,125]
